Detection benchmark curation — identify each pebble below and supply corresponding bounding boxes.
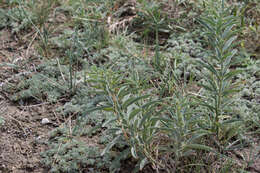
[41,118,50,124]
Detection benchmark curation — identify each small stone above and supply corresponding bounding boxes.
[41,118,50,124]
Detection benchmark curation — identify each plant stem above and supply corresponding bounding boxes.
[154,22,161,74]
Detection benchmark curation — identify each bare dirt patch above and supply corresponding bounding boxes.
[0,95,61,173]
[0,28,55,173]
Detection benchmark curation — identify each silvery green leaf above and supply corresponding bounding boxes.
[223,36,237,52]
[140,158,148,170]
[131,146,138,159]
[101,135,121,156]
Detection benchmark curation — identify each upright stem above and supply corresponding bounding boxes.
[155,23,160,71]
[69,50,73,94]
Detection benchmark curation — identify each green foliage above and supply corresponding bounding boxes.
[0,116,5,126]
[134,1,171,37]
[133,0,172,71]
[84,56,212,172]
[1,60,71,103]
[196,0,246,149]
[0,0,56,33]
[15,75,66,102]
[0,5,33,33]
[84,65,156,171]
[1,0,259,172]
[41,126,112,173]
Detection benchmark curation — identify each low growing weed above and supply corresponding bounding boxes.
[41,125,112,173]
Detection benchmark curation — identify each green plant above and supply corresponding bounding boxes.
[2,0,258,172]
[134,1,171,71]
[66,29,82,95]
[196,0,244,149]
[84,66,154,172]
[84,61,215,172]
[0,4,33,33]
[70,0,110,54]
[0,116,5,126]
[41,126,112,173]
[16,0,58,58]
[239,147,260,171]
[154,91,213,172]
[1,60,72,103]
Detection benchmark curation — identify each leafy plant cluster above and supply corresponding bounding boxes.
[82,1,259,172]
[0,0,57,33]
[41,126,112,173]
[1,0,259,172]
[1,60,72,103]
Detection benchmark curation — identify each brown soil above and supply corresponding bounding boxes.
[0,28,55,173]
[0,99,51,173]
